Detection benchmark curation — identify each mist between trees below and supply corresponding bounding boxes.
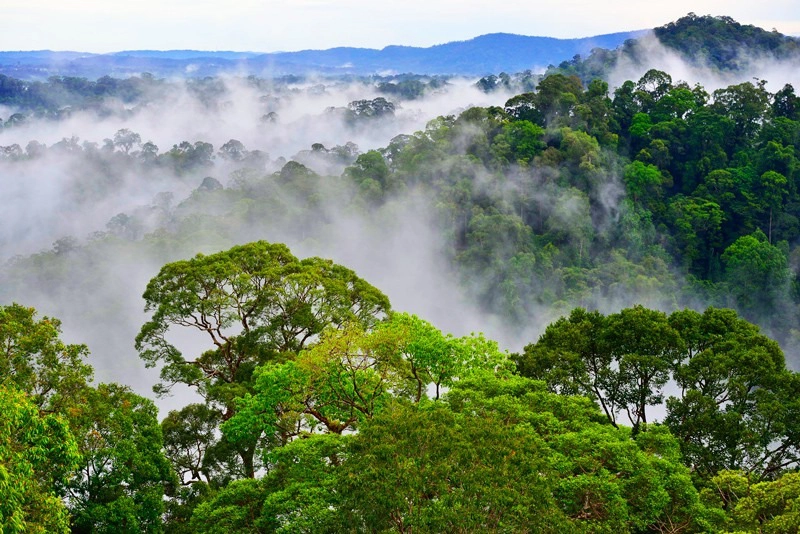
[4,20,800,529]
[3,64,800,374]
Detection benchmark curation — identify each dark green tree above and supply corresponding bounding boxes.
[67,384,175,534]
[667,307,800,479]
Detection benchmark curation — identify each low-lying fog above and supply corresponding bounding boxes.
[2,41,800,414]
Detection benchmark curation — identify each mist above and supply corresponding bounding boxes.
[0,75,520,408]
[3,40,800,414]
[608,31,800,92]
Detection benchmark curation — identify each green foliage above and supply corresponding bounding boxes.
[190,478,269,534]
[667,195,724,275]
[220,374,712,533]
[338,397,563,532]
[345,150,392,202]
[623,160,665,205]
[7,51,800,532]
[223,312,511,464]
[137,241,390,401]
[519,306,684,433]
[667,307,799,479]
[521,305,800,480]
[490,120,546,165]
[137,240,390,479]
[721,230,792,321]
[705,470,800,532]
[0,303,93,412]
[258,433,346,533]
[67,383,175,534]
[0,386,79,534]
[161,404,220,485]
[655,14,800,70]
[336,375,712,533]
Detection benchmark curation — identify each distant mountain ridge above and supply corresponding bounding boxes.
[0,31,645,79]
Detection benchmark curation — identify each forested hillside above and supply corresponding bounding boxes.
[551,14,800,83]
[4,13,800,533]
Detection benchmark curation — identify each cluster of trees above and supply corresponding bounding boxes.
[475,70,539,94]
[5,66,800,348]
[654,14,800,70]
[339,69,800,345]
[549,14,800,83]
[6,240,800,532]
[0,303,174,532]
[0,72,452,128]
[7,16,800,530]
[376,76,448,100]
[0,73,160,117]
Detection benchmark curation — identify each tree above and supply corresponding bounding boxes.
[136,241,390,478]
[162,141,215,173]
[67,383,175,534]
[516,308,617,422]
[721,230,791,319]
[754,170,789,243]
[217,139,247,162]
[379,313,509,401]
[705,470,800,532]
[517,306,682,433]
[604,306,683,433]
[197,434,345,534]
[112,129,141,154]
[0,304,175,531]
[0,386,79,534]
[772,83,800,120]
[611,80,639,134]
[667,195,724,275]
[651,85,704,123]
[221,374,713,533]
[188,479,268,534]
[0,303,92,413]
[162,404,220,485]
[535,73,584,127]
[226,323,401,447]
[623,160,666,206]
[521,305,800,480]
[338,397,563,532]
[345,150,391,201]
[711,80,770,153]
[347,97,395,120]
[337,374,712,533]
[666,307,800,479]
[223,313,509,461]
[504,91,539,123]
[636,69,673,111]
[489,120,545,166]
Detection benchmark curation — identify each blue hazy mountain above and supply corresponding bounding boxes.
[0,31,644,79]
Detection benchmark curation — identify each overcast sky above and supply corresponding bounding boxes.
[4,0,800,53]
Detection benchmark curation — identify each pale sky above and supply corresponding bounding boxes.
[3,0,800,53]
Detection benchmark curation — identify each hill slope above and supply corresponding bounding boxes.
[549,14,800,82]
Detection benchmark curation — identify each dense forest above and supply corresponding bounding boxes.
[5,13,800,533]
[547,13,800,85]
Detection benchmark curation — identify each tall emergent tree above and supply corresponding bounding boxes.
[135,241,391,480]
